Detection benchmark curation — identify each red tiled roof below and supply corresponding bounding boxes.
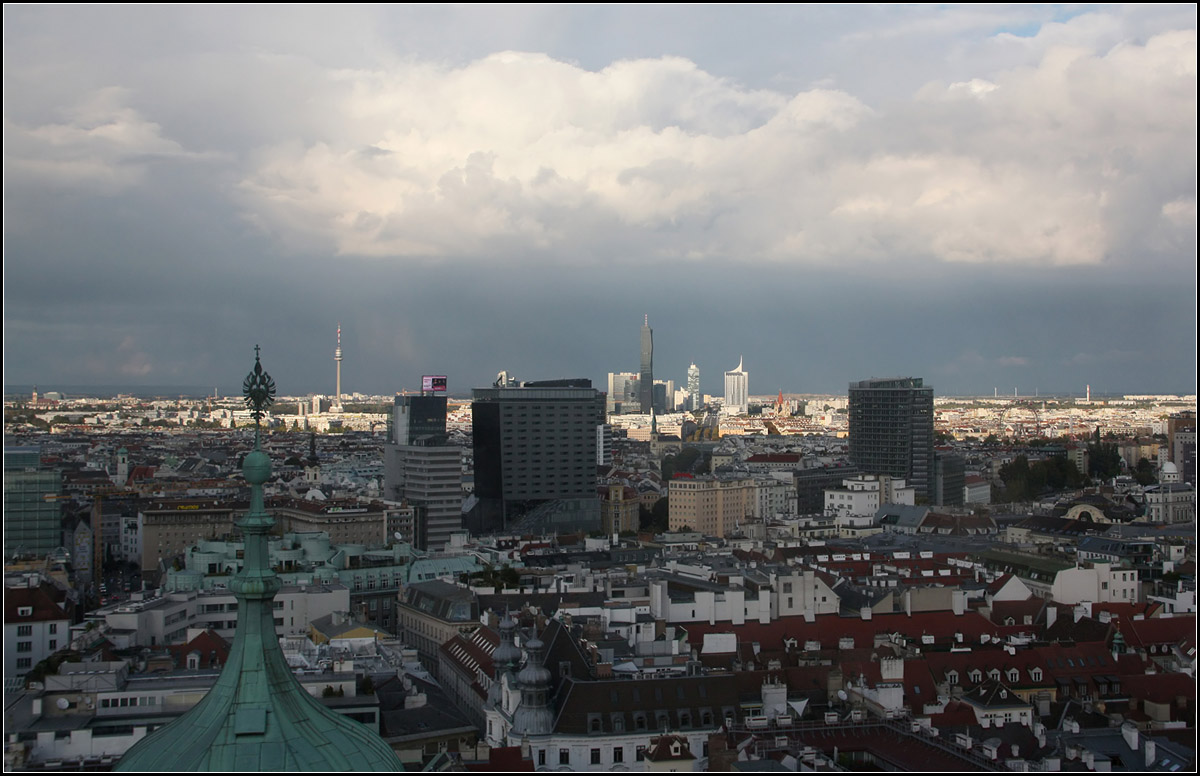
[682,610,1008,652]
[925,699,978,728]
[989,599,1042,626]
[463,746,534,772]
[646,734,695,762]
[167,629,230,669]
[4,585,70,624]
[1122,672,1196,705]
[1120,615,1196,650]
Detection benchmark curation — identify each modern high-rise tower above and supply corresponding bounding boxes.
[333,323,344,413]
[470,377,605,534]
[848,377,934,502]
[639,315,653,414]
[4,447,62,559]
[384,394,462,552]
[723,357,748,415]
[687,362,701,410]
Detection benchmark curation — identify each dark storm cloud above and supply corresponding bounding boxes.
[3,6,1195,398]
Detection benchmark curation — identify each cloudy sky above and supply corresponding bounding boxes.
[4,5,1196,399]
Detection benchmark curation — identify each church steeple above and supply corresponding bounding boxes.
[116,347,402,772]
[510,633,553,737]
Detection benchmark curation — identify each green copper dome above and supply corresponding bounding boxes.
[117,349,402,772]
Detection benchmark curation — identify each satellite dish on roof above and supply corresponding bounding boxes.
[56,698,70,710]
[394,532,404,542]
[837,690,848,702]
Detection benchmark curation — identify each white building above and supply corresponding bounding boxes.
[1050,562,1139,606]
[88,584,349,647]
[5,577,71,680]
[754,477,797,519]
[723,357,748,415]
[824,474,914,537]
[596,425,613,467]
[1143,483,1195,524]
[120,515,141,566]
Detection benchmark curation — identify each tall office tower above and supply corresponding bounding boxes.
[848,377,935,503]
[687,362,701,411]
[724,357,749,415]
[384,394,463,552]
[4,447,62,559]
[470,378,605,534]
[639,315,654,413]
[333,323,344,413]
[607,371,639,415]
[392,394,448,446]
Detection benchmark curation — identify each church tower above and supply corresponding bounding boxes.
[116,348,402,772]
[510,634,554,738]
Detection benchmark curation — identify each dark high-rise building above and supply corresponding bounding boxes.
[391,394,448,445]
[384,394,462,551]
[933,451,965,507]
[470,378,605,534]
[639,315,654,414]
[848,377,935,502]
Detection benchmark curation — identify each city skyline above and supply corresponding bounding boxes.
[3,6,1196,398]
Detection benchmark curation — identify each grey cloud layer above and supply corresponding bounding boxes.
[8,24,1194,270]
[2,6,1196,394]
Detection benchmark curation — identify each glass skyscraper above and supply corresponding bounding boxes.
[848,377,935,502]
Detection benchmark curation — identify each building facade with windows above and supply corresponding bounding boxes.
[848,377,935,502]
[384,394,463,552]
[5,579,71,679]
[471,379,605,534]
[723,358,748,415]
[668,476,755,537]
[4,447,62,560]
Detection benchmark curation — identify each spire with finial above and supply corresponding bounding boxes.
[116,347,402,772]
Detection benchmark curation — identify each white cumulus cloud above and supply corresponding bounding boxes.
[229,31,1194,268]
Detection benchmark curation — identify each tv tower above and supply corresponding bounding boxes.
[334,323,344,413]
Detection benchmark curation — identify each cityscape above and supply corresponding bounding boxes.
[4,5,1197,774]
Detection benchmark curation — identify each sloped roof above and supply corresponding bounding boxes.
[310,614,389,642]
[166,629,231,670]
[552,674,741,735]
[646,734,695,762]
[962,681,1030,710]
[1121,615,1196,650]
[4,584,70,624]
[682,610,1007,653]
